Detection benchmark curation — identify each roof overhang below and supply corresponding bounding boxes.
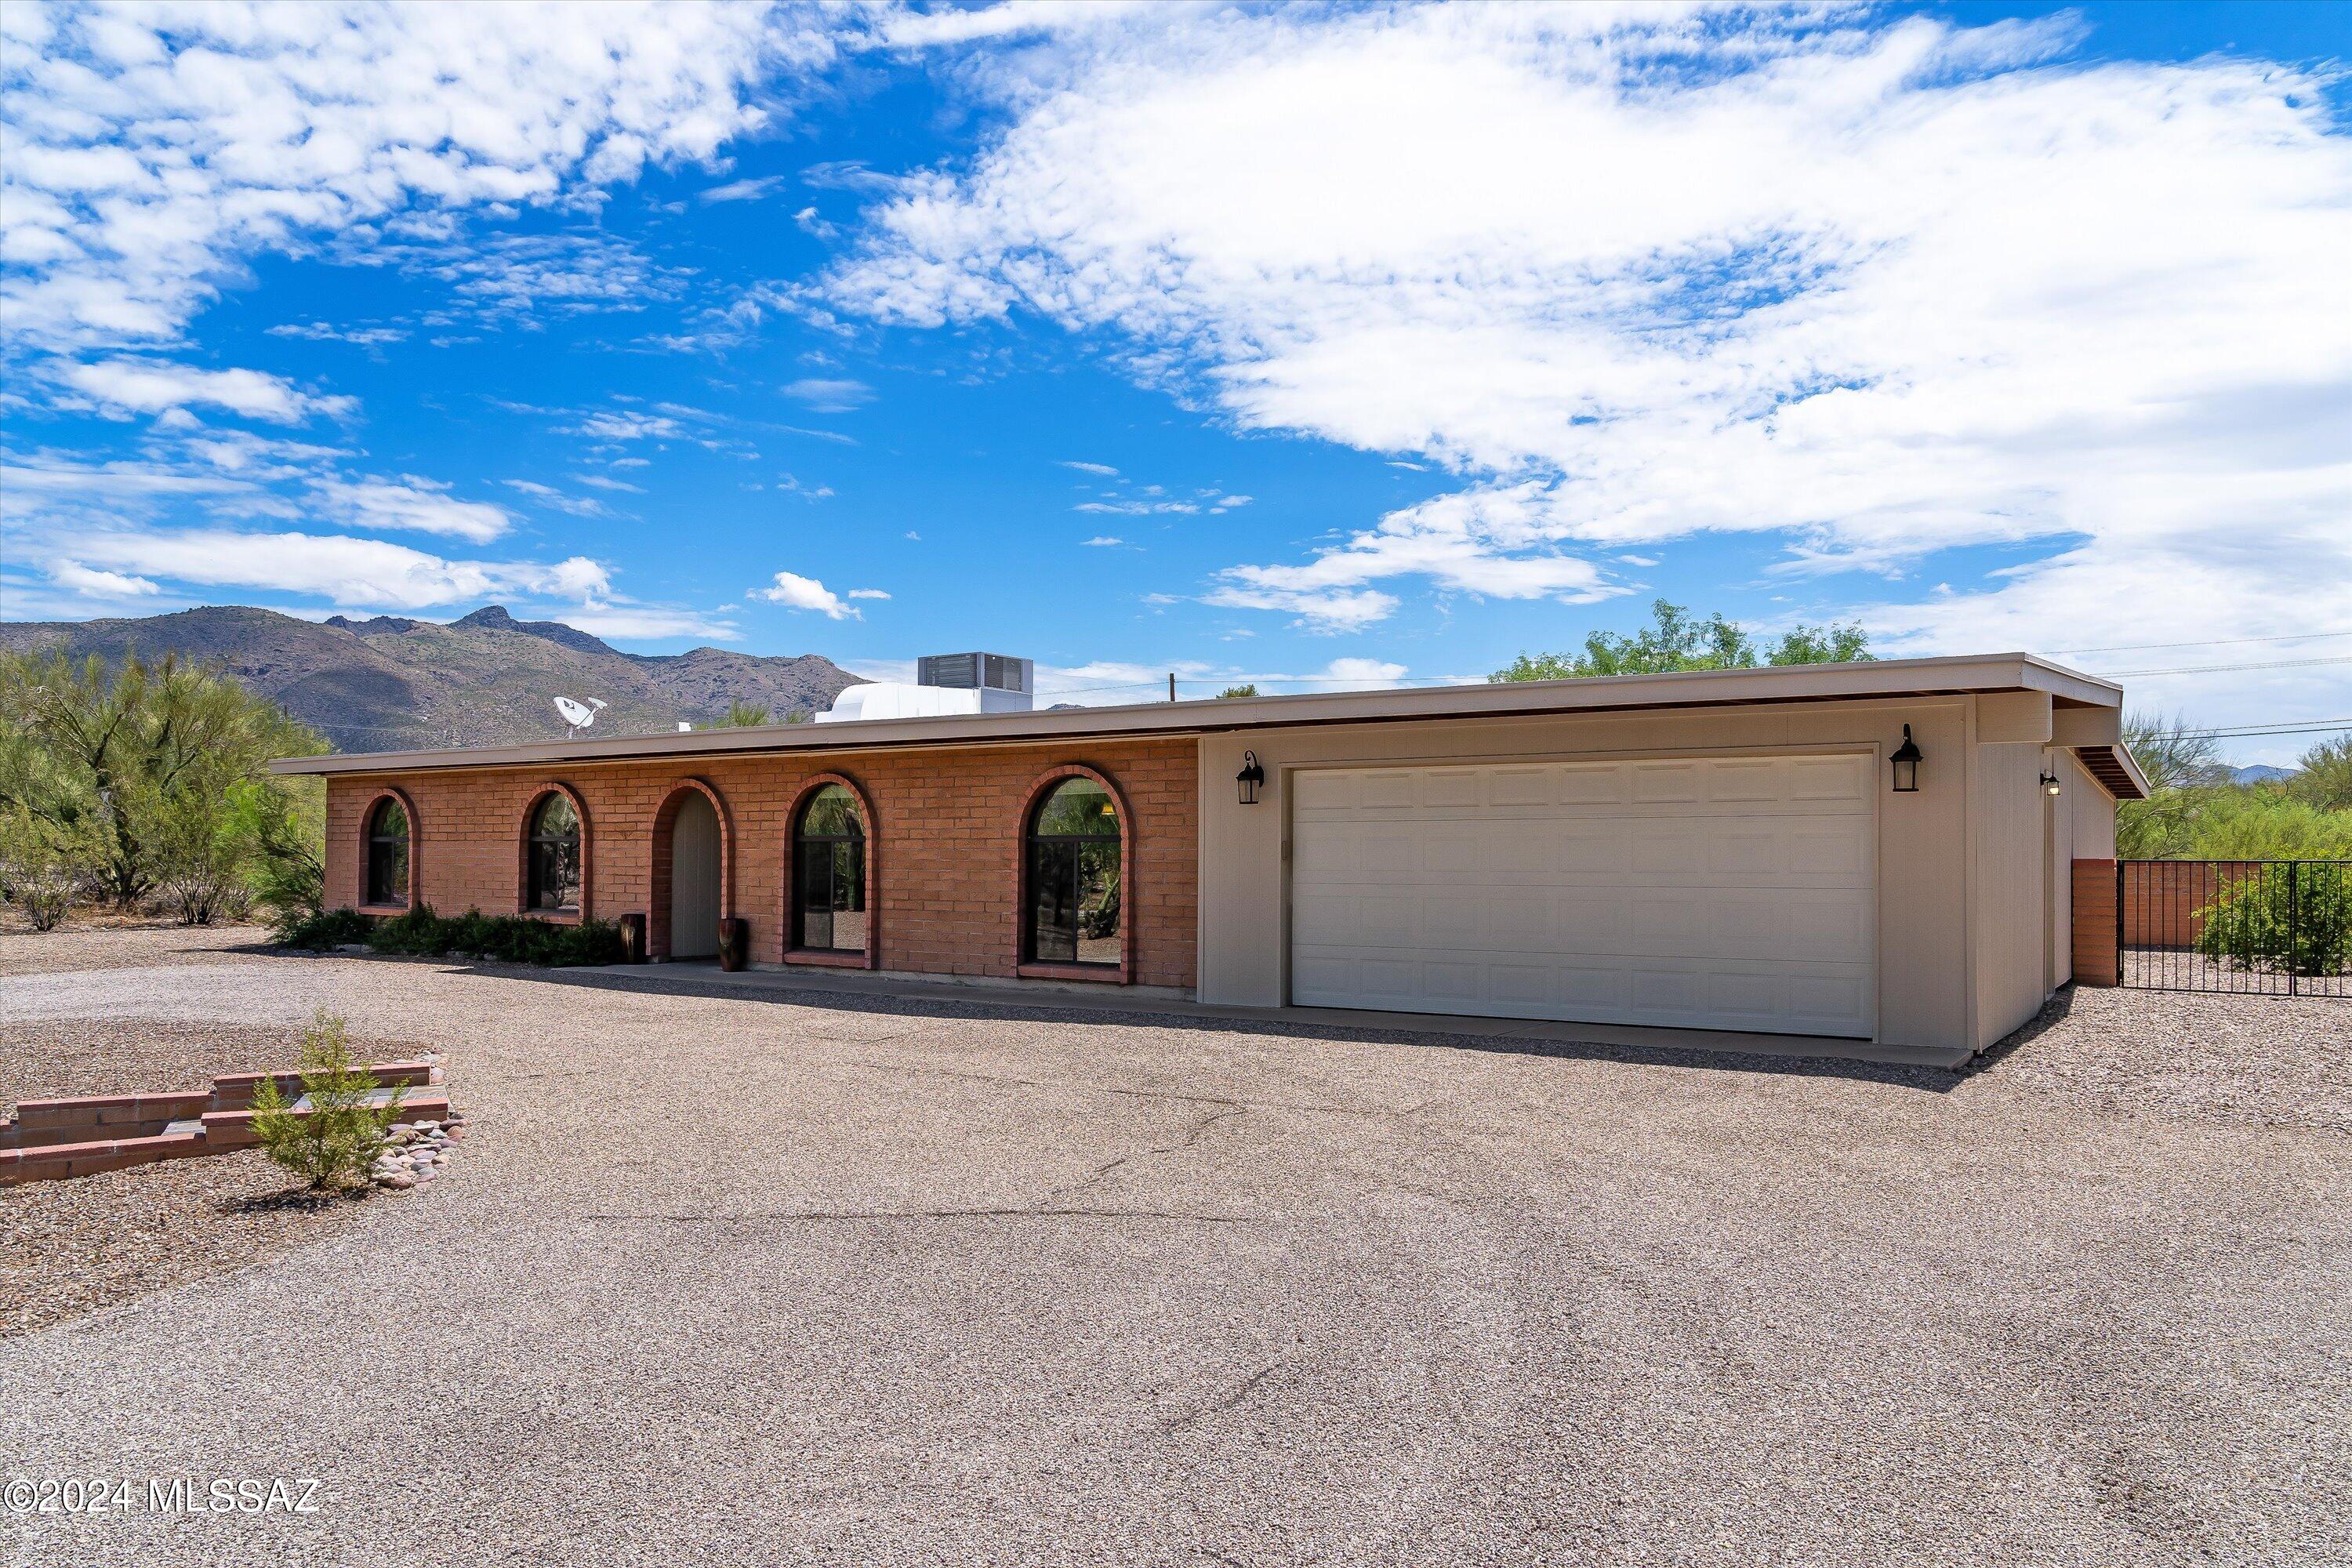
[269,652,2125,778]
[2073,743,2151,800]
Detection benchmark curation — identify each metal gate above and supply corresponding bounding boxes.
[2118,859,2351,996]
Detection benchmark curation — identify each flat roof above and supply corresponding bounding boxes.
[270,652,2123,778]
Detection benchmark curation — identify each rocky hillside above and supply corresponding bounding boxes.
[0,605,859,753]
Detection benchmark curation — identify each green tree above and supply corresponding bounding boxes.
[1218,684,1261,699]
[2115,710,2233,860]
[1491,601,1871,682]
[0,651,328,913]
[2290,735,2352,812]
[1765,622,1874,666]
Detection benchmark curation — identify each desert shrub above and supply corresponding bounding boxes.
[2194,863,2352,978]
[249,1009,405,1190]
[2180,793,2352,861]
[274,906,373,948]
[0,804,107,931]
[274,903,625,965]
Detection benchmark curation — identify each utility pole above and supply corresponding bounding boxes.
[1168,672,1176,702]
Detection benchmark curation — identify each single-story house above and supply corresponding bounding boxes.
[271,654,2146,1058]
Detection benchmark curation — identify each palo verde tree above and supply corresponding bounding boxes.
[0,650,328,918]
[1490,600,1873,683]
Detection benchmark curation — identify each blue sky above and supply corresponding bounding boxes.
[2,1,2347,758]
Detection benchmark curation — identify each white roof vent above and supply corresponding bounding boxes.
[819,652,1036,724]
[917,652,1032,695]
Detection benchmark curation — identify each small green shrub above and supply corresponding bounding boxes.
[2194,864,2352,978]
[249,1009,405,1190]
[274,904,624,965]
[274,905,372,948]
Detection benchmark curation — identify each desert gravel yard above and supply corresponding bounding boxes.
[2,932,2347,1567]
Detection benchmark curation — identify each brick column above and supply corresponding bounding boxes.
[2071,858,2118,987]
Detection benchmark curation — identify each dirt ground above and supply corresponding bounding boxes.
[1,931,2345,1567]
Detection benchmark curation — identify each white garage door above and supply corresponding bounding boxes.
[1288,754,1876,1037]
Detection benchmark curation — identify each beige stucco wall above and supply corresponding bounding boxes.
[1199,695,1983,1052]
[1198,695,2125,1054]
[1972,731,2053,1050]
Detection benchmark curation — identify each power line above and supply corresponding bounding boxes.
[2165,720,2351,740]
[2049,630,2352,655]
[2093,655,2352,677]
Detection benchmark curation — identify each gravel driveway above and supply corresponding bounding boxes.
[2,936,2346,1567]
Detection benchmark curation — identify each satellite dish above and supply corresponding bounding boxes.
[553,695,607,737]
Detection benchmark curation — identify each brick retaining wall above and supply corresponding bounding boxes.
[325,737,1199,988]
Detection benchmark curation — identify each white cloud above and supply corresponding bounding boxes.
[49,561,159,598]
[313,477,510,543]
[574,474,645,493]
[780,377,874,412]
[1076,498,1197,515]
[2,3,850,351]
[1316,656,1408,690]
[1083,535,1124,546]
[1209,481,1621,629]
[820,4,2352,671]
[700,175,788,204]
[1061,459,1120,476]
[64,528,610,612]
[361,230,688,321]
[754,570,861,619]
[559,604,740,642]
[267,321,408,347]
[58,358,354,423]
[0,452,249,499]
[499,479,611,518]
[845,588,891,600]
[1025,653,1416,706]
[570,411,688,442]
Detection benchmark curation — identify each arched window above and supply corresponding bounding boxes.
[1025,777,1121,966]
[792,783,866,953]
[365,797,410,908]
[526,793,582,913]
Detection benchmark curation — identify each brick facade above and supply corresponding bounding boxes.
[323,738,1199,989]
[2070,858,2118,988]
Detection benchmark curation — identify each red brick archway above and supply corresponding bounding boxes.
[782,771,880,969]
[515,782,592,920]
[356,786,420,912]
[649,778,734,960]
[1013,763,1134,984]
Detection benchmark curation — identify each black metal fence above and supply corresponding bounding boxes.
[2118,859,2352,997]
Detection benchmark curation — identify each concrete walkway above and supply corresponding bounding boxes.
[567,957,1978,1070]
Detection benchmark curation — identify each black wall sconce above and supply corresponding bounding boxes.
[2040,768,2063,797]
[1236,750,1265,805]
[1889,725,1922,793]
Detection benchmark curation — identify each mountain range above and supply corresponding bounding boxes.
[0,605,859,753]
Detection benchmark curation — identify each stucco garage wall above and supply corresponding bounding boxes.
[324,737,1197,988]
[1971,731,2058,1051]
[1198,698,1975,1053]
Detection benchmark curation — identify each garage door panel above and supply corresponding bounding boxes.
[1289,755,1875,1038]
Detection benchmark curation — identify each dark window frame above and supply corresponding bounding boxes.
[790,782,867,956]
[362,793,412,909]
[523,789,583,916]
[1021,774,1127,974]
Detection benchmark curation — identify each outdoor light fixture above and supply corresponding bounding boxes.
[1236,750,1265,806]
[1889,726,1922,793]
[2041,768,2063,797]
